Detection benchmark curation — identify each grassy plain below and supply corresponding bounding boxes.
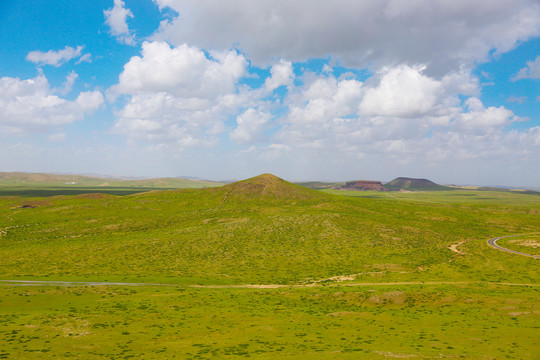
[0,172,225,197]
[0,174,538,358]
[1,284,538,359]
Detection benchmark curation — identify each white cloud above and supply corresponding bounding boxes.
[264,60,294,92]
[104,0,135,45]
[110,41,246,99]
[230,108,271,144]
[359,65,442,118]
[270,65,521,165]
[152,0,540,73]
[26,46,85,67]
[76,90,106,112]
[276,74,365,149]
[110,42,249,147]
[513,55,540,80]
[0,74,103,134]
[75,53,92,64]
[54,71,78,96]
[455,97,516,132]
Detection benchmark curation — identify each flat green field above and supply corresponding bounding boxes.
[0,172,225,197]
[0,175,538,358]
[1,284,538,359]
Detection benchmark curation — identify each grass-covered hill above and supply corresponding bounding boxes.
[1,173,538,285]
[385,176,450,190]
[217,173,328,201]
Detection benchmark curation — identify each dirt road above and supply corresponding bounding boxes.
[0,279,538,288]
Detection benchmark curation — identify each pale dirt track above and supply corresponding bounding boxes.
[448,240,467,255]
[0,279,538,288]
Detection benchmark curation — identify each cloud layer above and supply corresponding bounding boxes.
[105,40,538,182]
[153,0,540,74]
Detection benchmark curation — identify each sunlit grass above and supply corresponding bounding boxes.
[0,284,538,359]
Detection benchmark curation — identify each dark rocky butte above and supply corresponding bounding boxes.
[341,180,387,191]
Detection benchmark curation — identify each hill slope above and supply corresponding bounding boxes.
[1,173,538,286]
[385,177,449,190]
[216,173,327,202]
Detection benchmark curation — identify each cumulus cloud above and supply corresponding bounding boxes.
[104,0,135,45]
[512,55,540,80]
[288,76,363,125]
[110,41,246,99]
[230,108,271,144]
[110,41,249,147]
[152,0,540,73]
[359,65,442,117]
[455,97,516,132]
[274,75,366,152]
[26,46,85,67]
[76,90,106,112]
[0,74,104,134]
[269,64,521,165]
[264,60,294,92]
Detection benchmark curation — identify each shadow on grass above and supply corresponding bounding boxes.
[0,187,173,197]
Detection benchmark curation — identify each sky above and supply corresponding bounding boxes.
[0,0,539,186]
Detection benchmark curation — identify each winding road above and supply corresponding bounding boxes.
[487,233,540,259]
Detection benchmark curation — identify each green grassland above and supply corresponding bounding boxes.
[0,174,538,358]
[1,284,538,359]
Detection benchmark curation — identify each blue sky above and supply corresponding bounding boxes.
[0,0,539,186]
